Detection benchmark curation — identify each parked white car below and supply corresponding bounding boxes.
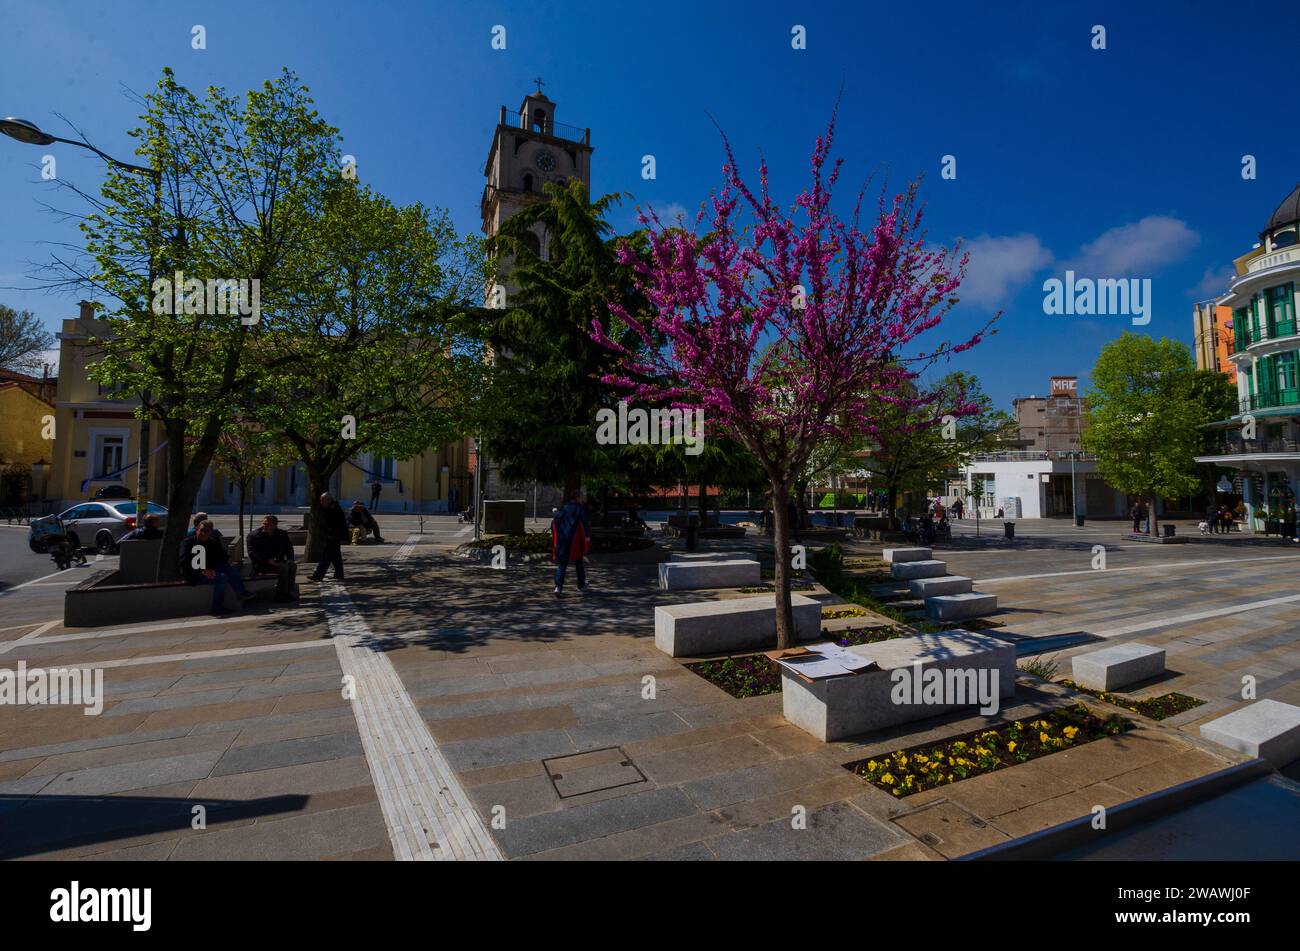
[30,501,169,555]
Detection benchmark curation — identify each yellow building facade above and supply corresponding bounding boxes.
[50,302,472,515]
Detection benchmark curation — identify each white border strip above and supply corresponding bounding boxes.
[319,579,501,861]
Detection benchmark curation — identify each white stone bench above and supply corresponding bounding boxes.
[658,558,761,591]
[1199,699,1300,766]
[883,547,931,563]
[909,575,972,597]
[891,559,948,580]
[655,594,822,657]
[925,592,998,621]
[780,631,1016,741]
[1070,643,1165,691]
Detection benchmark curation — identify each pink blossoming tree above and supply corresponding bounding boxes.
[594,115,986,648]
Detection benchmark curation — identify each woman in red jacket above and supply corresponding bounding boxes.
[551,488,592,597]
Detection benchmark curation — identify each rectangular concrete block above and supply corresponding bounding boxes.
[925,592,998,621]
[891,559,948,581]
[654,594,822,657]
[781,631,1016,741]
[883,547,931,564]
[1200,699,1300,767]
[118,539,164,584]
[669,552,734,561]
[1071,642,1165,691]
[658,559,760,591]
[908,575,973,597]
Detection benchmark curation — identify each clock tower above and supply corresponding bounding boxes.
[476,87,594,512]
[481,87,593,258]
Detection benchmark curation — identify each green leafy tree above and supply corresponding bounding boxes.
[861,372,1013,527]
[472,180,651,496]
[48,68,338,579]
[251,182,487,559]
[1083,333,1205,535]
[206,424,295,545]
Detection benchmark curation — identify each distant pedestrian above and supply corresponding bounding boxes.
[309,493,348,581]
[370,479,382,509]
[952,498,965,520]
[1131,501,1146,533]
[448,485,459,516]
[551,488,591,597]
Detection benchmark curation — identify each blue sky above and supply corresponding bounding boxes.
[2,0,1298,409]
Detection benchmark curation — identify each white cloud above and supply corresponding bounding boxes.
[1191,264,1235,300]
[956,233,1054,309]
[1066,216,1199,277]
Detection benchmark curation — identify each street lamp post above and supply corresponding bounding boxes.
[1,117,163,525]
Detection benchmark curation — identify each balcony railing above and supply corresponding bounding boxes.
[967,450,1097,463]
[1240,390,1300,413]
[1232,318,1298,353]
[1212,435,1300,456]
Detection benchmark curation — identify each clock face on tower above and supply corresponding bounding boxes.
[534,150,557,172]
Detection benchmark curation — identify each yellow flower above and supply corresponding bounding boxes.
[881,773,896,785]
[867,760,878,771]
[1007,741,1016,752]
[1014,721,1023,730]
[1063,726,1079,740]
[1039,732,1050,744]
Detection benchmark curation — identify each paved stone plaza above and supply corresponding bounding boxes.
[1,515,1298,860]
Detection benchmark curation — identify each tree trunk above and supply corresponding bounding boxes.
[885,479,900,530]
[237,481,247,547]
[1149,494,1159,537]
[305,471,331,563]
[154,423,214,582]
[697,481,708,528]
[770,480,797,650]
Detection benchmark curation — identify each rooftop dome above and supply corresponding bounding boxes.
[1264,183,1300,233]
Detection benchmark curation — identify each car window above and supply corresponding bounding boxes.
[113,501,168,516]
[82,505,112,519]
[61,505,87,519]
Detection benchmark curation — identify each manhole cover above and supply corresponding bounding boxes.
[543,747,647,798]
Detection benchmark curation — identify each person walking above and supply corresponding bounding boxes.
[369,479,382,510]
[1131,500,1146,533]
[180,520,250,615]
[551,488,591,597]
[309,493,348,581]
[248,514,297,601]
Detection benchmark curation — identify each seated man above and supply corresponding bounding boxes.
[180,519,250,615]
[348,501,384,543]
[186,512,222,539]
[120,513,164,541]
[247,514,297,601]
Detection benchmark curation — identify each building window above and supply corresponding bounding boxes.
[1269,283,1295,336]
[92,433,125,478]
[1274,230,1297,249]
[1278,352,1298,393]
[522,172,533,192]
[374,456,395,480]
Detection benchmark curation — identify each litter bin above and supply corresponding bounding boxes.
[1075,514,1085,527]
[1004,521,1016,539]
[684,525,699,551]
[1162,524,1176,538]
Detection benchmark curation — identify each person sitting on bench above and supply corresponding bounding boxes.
[247,514,297,601]
[181,520,250,615]
[348,500,384,543]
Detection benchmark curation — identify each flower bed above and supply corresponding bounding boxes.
[821,606,873,620]
[823,625,912,648]
[1057,679,1205,721]
[687,654,782,698]
[844,703,1133,798]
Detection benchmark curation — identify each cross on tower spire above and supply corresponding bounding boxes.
[532,76,545,94]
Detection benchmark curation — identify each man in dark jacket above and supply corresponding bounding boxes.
[180,520,249,614]
[349,501,384,543]
[248,514,297,601]
[310,493,348,581]
[120,513,164,541]
[551,488,591,597]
